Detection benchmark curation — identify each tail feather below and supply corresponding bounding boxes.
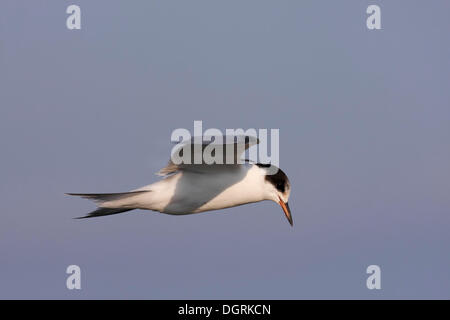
[66,190,151,219]
[74,207,134,219]
[65,191,149,204]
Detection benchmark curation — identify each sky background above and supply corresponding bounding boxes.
[0,0,449,299]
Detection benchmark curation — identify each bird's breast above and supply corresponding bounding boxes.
[146,165,265,215]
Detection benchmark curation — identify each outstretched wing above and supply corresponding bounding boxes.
[158,135,259,176]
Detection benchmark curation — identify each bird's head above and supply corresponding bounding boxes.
[256,163,293,226]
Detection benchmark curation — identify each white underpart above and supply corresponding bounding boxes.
[98,164,272,215]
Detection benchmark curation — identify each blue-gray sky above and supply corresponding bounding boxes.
[0,0,449,299]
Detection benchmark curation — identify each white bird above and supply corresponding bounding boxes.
[67,136,293,226]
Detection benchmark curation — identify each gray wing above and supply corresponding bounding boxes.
[158,135,259,176]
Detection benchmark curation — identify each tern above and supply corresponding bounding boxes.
[67,136,293,226]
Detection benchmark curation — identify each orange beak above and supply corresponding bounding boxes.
[279,197,293,226]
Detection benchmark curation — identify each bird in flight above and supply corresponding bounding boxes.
[66,136,293,226]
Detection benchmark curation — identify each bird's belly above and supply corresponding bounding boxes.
[161,193,259,215]
[158,167,263,215]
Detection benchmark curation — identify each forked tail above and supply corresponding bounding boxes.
[66,191,150,219]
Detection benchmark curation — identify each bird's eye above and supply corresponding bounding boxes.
[276,183,285,192]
